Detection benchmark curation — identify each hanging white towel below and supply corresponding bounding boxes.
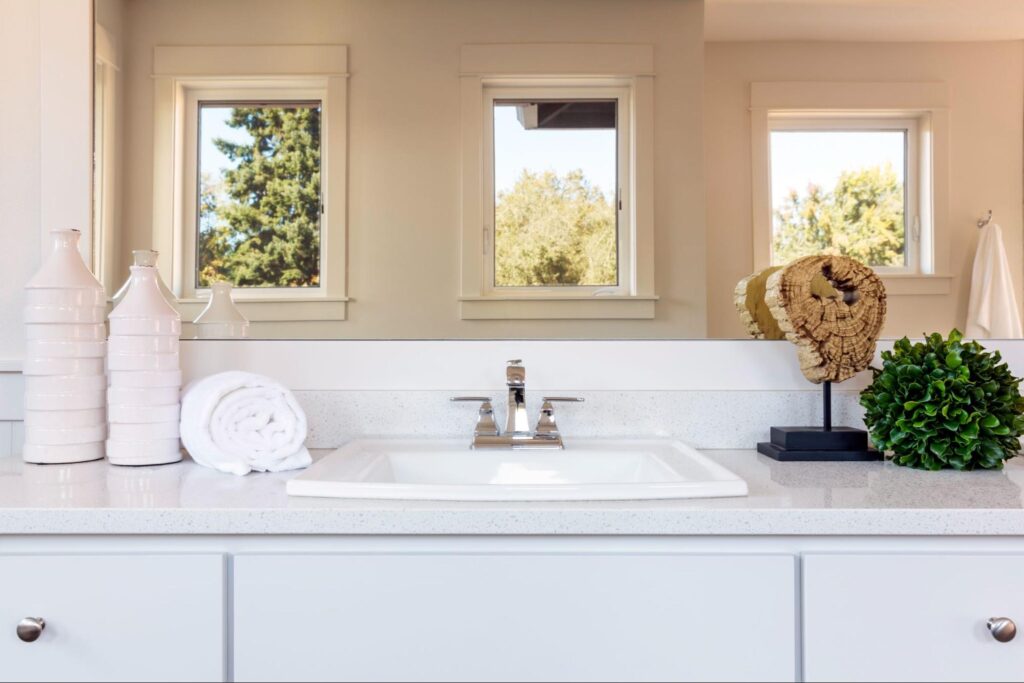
[966,222,1023,339]
[180,371,312,476]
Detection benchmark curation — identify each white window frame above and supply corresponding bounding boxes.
[767,114,921,275]
[750,81,952,296]
[151,45,349,323]
[182,85,326,301]
[459,44,658,320]
[93,22,119,294]
[482,82,632,298]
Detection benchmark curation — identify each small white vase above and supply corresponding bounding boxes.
[107,265,182,467]
[194,282,250,339]
[112,250,177,309]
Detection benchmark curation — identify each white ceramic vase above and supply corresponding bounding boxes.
[193,282,250,339]
[23,229,107,464]
[107,265,182,466]
[112,250,177,309]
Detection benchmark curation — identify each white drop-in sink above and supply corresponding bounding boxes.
[286,439,748,501]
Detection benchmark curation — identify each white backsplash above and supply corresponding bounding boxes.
[5,338,1024,456]
[295,389,865,450]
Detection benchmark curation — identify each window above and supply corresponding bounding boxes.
[749,81,953,296]
[458,44,657,320]
[183,86,327,301]
[195,100,322,290]
[485,86,630,295]
[151,44,348,322]
[768,116,918,273]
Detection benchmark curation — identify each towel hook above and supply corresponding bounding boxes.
[978,210,994,229]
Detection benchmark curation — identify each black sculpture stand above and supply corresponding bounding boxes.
[757,382,882,461]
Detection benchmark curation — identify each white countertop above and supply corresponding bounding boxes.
[2,449,1024,536]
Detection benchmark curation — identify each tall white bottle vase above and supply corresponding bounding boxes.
[107,265,182,466]
[23,229,107,464]
[194,282,250,339]
[112,250,177,309]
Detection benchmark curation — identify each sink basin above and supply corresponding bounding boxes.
[286,439,748,501]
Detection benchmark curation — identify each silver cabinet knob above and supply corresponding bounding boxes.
[16,617,45,643]
[988,617,1017,643]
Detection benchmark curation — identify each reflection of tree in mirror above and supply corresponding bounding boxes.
[495,170,616,287]
[773,163,905,267]
[198,106,321,288]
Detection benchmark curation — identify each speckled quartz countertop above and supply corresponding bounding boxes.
[1,450,1024,536]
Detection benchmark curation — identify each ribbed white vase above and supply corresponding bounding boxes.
[107,265,182,466]
[194,282,249,339]
[23,229,107,464]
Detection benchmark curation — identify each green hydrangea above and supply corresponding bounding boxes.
[860,330,1024,470]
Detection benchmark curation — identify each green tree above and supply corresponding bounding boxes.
[198,106,321,287]
[773,163,905,267]
[495,169,616,286]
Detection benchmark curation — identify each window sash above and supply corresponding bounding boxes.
[182,85,328,301]
[481,83,633,298]
[766,114,921,275]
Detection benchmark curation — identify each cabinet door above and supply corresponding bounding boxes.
[0,554,226,682]
[804,553,1024,682]
[234,552,796,682]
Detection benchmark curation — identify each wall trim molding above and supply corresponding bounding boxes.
[459,43,655,76]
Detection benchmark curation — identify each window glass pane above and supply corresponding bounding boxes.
[493,99,617,287]
[197,102,322,288]
[770,129,907,268]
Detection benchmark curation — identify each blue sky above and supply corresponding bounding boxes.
[493,104,617,201]
[770,130,906,208]
[199,106,251,178]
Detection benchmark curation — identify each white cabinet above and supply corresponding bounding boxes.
[0,554,226,682]
[803,553,1024,682]
[233,552,797,682]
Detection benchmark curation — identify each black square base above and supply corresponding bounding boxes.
[757,441,882,462]
[770,426,869,451]
[758,425,882,462]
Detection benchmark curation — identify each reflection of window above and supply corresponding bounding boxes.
[196,102,322,289]
[484,84,631,296]
[93,24,120,293]
[768,117,919,273]
[181,83,331,302]
[152,45,349,321]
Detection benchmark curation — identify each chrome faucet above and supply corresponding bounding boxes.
[451,359,583,449]
[505,360,531,437]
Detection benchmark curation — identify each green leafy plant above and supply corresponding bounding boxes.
[860,330,1024,470]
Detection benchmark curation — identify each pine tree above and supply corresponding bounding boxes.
[198,106,322,287]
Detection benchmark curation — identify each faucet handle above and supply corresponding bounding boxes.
[450,397,499,437]
[535,397,584,440]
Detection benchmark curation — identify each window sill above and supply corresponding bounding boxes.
[459,295,658,320]
[880,274,953,296]
[175,297,349,323]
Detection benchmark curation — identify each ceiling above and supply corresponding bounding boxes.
[704,0,1024,42]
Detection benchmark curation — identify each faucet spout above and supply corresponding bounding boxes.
[505,360,531,437]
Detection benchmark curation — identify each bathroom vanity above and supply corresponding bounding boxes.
[2,451,1024,683]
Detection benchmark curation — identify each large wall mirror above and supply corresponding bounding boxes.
[92,0,1024,341]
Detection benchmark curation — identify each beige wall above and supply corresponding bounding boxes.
[118,0,706,339]
[0,0,41,362]
[705,40,1024,339]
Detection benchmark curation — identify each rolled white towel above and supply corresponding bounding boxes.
[180,371,312,476]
